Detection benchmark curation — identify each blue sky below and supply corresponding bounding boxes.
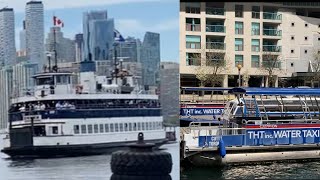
[7,0,179,62]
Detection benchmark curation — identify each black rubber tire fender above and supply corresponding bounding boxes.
[111,150,172,176]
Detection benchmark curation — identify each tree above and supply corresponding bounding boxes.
[259,51,283,87]
[308,49,320,87]
[194,46,229,87]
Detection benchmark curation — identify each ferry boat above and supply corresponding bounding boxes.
[181,87,320,166]
[1,60,168,158]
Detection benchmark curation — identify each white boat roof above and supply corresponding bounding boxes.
[12,93,159,104]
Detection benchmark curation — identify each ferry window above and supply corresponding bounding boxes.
[125,123,128,131]
[119,123,123,132]
[105,124,109,133]
[88,124,93,134]
[146,122,149,130]
[52,126,58,134]
[81,125,87,134]
[129,123,132,131]
[115,123,119,132]
[94,124,99,133]
[110,124,114,132]
[37,77,53,86]
[137,122,141,131]
[133,123,137,131]
[99,124,104,133]
[74,125,80,134]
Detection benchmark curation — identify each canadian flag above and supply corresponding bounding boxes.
[53,16,64,27]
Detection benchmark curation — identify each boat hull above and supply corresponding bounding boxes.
[1,138,168,158]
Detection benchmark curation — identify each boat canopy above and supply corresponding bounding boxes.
[181,87,231,91]
[228,87,320,96]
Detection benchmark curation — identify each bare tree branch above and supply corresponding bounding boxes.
[259,51,283,87]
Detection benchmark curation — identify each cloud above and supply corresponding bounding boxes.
[115,18,178,38]
[1,0,171,12]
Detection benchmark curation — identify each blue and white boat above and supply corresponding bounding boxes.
[181,87,320,166]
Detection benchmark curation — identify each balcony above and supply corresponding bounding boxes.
[206,42,225,50]
[206,7,225,16]
[186,23,201,32]
[252,11,260,19]
[186,42,201,49]
[263,12,282,20]
[206,25,225,33]
[263,29,282,36]
[186,58,201,66]
[263,45,282,52]
[262,60,281,68]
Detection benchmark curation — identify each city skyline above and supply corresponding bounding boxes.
[4,0,179,62]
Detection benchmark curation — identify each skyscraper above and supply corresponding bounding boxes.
[115,37,142,62]
[83,10,114,61]
[141,32,161,87]
[0,8,16,66]
[0,66,13,130]
[45,27,76,63]
[19,20,26,51]
[75,33,84,62]
[25,1,44,68]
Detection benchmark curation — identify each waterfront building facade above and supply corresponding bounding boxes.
[0,67,13,131]
[180,2,320,87]
[0,8,16,66]
[25,1,44,68]
[75,33,84,62]
[20,20,26,51]
[115,37,142,63]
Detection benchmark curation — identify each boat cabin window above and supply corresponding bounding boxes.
[119,123,124,132]
[94,124,99,133]
[88,125,93,134]
[34,126,46,136]
[50,126,58,135]
[81,125,87,134]
[137,122,141,131]
[105,124,109,133]
[36,76,54,86]
[110,124,114,132]
[56,75,71,84]
[115,123,119,132]
[129,123,132,131]
[133,123,137,131]
[74,125,80,134]
[99,124,104,133]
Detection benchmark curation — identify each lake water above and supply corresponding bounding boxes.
[181,161,320,179]
[0,134,180,180]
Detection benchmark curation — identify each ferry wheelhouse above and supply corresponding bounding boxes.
[181,87,320,166]
[1,61,167,158]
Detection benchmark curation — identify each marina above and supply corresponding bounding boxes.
[180,87,320,166]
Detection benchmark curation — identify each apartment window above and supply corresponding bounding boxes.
[94,124,99,133]
[186,53,201,66]
[235,38,243,51]
[186,18,201,31]
[74,125,80,134]
[99,124,104,133]
[186,35,201,49]
[305,36,308,40]
[305,23,308,27]
[252,6,260,19]
[185,3,200,14]
[235,55,244,67]
[251,39,260,52]
[235,21,244,34]
[251,55,260,68]
[305,50,308,54]
[291,36,294,40]
[291,49,294,53]
[235,5,243,17]
[88,124,93,134]
[291,22,295,26]
[81,125,86,134]
[251,22,260,35]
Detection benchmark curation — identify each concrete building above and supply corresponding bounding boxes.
[83,10,114,61]
[141,32,161,87]
[180,2,320,88]
[160,62,179,124]
[0,8,16,66]
[25,1,44,68]
[75,33,84,62]
[0,66,13,131]
[46,27,76,63]
[20,20,26,51]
